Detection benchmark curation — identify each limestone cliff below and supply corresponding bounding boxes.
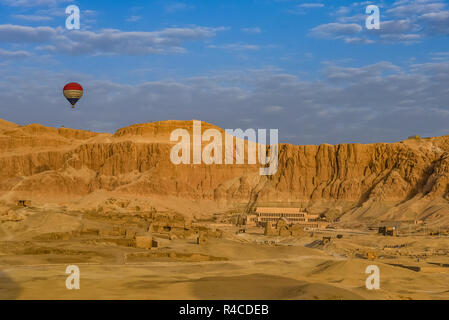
[1,118,449,226]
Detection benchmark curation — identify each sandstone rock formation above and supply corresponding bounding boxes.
[1,118,449,227]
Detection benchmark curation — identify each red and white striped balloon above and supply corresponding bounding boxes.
[63,82,83,108]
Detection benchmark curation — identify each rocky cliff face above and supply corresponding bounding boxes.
[1,118,449,225]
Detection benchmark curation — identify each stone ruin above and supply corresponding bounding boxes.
[17,200,31,207]
[148,214,222,242]
[264,219,307,237]
[117,213,222,248]
[197,235,207,245]
[135,232,159,249]
[33,212,222,249]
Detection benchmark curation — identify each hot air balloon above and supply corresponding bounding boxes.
[63,82,83,108]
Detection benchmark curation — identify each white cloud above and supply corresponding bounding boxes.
[264,105,284,113]
[386,0,446,17]
[325,62,401,81]
[335,6,351,16]
[164,2,194,13]
[0,48,31,58]
[0,24,228,55]
[312,0,449,43]
[289,2,325,15]
[126,16,142,22]
[380,33,422,42]
[207,43,260,51]
[344,37,375,44]
[430,51,449,61]
[380,19,421,34]
[420,10,449,34]
[1,0,71,7]
[298,3,324,8]
[241,27,261,34]
[0,24,58,42]
[35,6,71,17]
[309,23,363,39]
[12,14,53,21]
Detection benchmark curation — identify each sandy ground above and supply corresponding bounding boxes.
[0,209,449,300]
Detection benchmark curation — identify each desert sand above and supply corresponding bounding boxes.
[0,118,448,300]
[1,208,448,300]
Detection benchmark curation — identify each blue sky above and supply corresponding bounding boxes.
[0,0,448,145]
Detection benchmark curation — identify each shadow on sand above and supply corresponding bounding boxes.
[191,273,365,300]
[0,271,22,299]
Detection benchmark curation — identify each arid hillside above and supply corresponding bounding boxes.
[1,118,449,227]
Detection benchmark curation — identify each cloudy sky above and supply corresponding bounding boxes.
[0,0,448,145]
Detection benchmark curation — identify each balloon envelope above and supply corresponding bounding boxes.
[63,82,83,108]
